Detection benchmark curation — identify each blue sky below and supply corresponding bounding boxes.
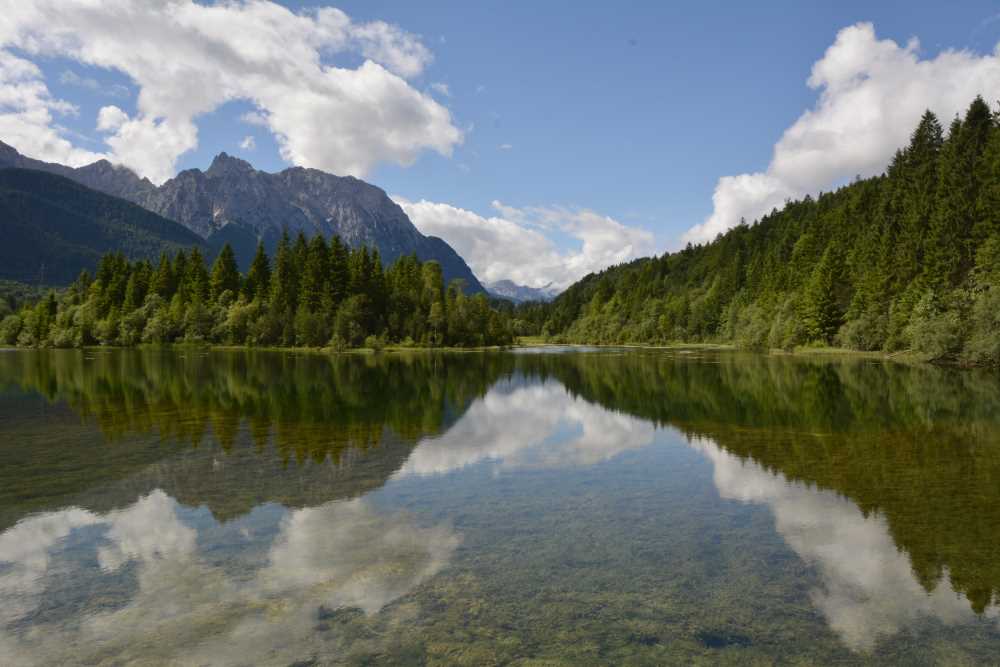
[5,1,1000,287]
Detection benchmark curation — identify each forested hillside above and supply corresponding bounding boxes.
[0,168,206,283]
[0,232,513,349]
[539,97,1000,366]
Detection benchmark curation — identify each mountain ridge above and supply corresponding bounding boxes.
[0,142,484,293]
[0,167,207,284]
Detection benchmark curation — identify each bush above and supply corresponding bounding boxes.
[294,305,328,347]
[905,291,963,361]
[961,287,1000,367]
[732,303,770,351]
[837,306,887,351]
[0,314,23,345]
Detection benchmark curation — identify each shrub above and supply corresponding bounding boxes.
[961,287,1000,367]
[905,291,963,361]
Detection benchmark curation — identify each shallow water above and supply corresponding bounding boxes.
[0,348,999,665]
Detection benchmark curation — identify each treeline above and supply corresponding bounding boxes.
[0,231,515,349]
[538,97,1000,366]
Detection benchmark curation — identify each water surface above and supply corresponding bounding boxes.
[1,348,998,665]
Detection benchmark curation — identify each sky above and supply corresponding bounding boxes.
[3,1,1000,289]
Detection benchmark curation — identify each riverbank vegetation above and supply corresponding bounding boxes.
[0,232,515,349]
[534,97,1000,367]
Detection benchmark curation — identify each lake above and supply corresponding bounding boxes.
[0,347,998,665]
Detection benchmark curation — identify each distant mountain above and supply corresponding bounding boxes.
[0,168,206,285]
[0,142,484,292]
[486,279,560,303]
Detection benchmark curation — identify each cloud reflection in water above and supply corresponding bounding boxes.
[0,492,458,666]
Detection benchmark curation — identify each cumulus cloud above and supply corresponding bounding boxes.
[239,135,256,151]
[430,81,451,97]
[0,50,106,166]
[398,379,656,477]
[0,1,461,183]
[0,494,457,666]
[692,436,999,651]
[685,22,1000,243]
[396,197,654,289]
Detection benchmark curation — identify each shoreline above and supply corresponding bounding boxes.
[0,340,970,367]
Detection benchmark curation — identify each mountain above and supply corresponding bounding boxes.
[539,97,1000,366]
[0,142,484,292]
[486,279,560,303]
[0,168,206,284]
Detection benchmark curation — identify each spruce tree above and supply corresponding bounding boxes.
[328,236,350,308]
[301,235,330,312]
[186,248,210,303]
[271,230,297,313]
[244,241,271,302]
[209,243,241,301]
[152,253,175,299]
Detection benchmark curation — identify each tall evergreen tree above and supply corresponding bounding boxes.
[271,230,297,313]
[209,243,241,301]
[244,241,271,301]
[186,248,210,303]
[328,236,350,307]
[301,235,330,312]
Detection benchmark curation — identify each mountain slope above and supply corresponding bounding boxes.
[540,98,1000,366]
[0,168,206,284]
[0,143,484,292]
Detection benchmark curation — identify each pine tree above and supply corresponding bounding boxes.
[186,248,210,303]
[895,110,942,289]
[209,243,241,301]
[301,235,330,312]
[151,252,175,299]
[173,250,190,302]
[271,230,297,313]
[801,246,843,342]
[924,116,966,290]
[328,236,349,308]
[244,241,271,302]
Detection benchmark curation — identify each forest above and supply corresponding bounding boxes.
[533,97,1000,367]
[0,231,516,349]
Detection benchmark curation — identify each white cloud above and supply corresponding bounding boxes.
[0,494,457,666]
[498,143,513,150]
[396,197,654,289]
[430,81,451,97]
[0,1,461,183]
[685,22,1000,244]
[239,135,256,151]
[693,436,999,651]
[397,379,655,477]
[0,50,105,166]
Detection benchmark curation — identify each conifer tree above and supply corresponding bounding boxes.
[244,241,271,302]
[301,235,330,312]
[271,230,297,313]
[186,248,210,303]
[209,243,241,301]
[328,236,349,307]
[151,253,175,299]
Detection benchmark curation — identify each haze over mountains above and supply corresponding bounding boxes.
[0,141,485,293]
[485,280,560,303]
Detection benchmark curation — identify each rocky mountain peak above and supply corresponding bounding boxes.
[206,152,255,178]
[0,138,486,293]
